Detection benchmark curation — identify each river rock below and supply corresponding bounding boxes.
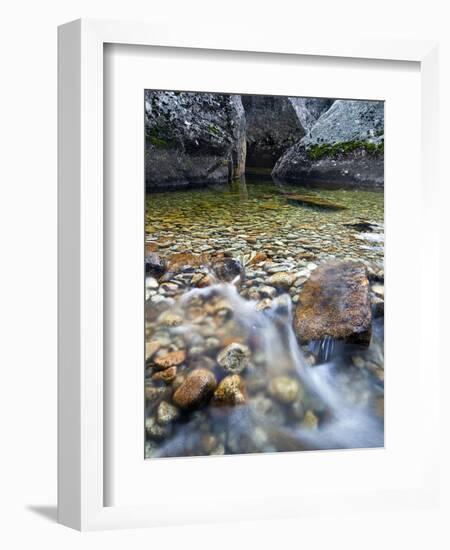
[157,310,184,327]
[152,366,177,384]
[258,285,277,299]
[146,277,159,290]
[269,376,301,404]
[167,252,210,273]
[212,374,247,406]
[294,260,372,346]
[268,271,295,289]
[145,91,246,189]
[217,343,251,374]
[273,100,384,188]
[145,252,166,278]
[212,257,245,282]
[146,340,161,360]
[242,95,306,168]
[156,401,180,425]
[172,368,217,410]
[153,350,186,370]
[145,417,170,440]
[301,410,319,430]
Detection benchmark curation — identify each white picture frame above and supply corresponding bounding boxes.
[58,18,440,531]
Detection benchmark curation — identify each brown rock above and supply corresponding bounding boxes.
[247,251,267,266]
[294,260,372,346]
[196,274,215,288]
[167,252,210,273]
[172,368,217,410]
[152,366,177,384]
[212,375,247,406]
[153,350,186,370]
[145,242,159,253]
[146,340,161,360]
[268,272,295,289]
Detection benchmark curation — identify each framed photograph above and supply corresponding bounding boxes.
[58,19,440,530]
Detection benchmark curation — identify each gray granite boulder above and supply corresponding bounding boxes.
[145,91,246,190]
[272,100,384,187]
[289,98,334,131]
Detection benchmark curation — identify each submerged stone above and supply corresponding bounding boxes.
[212,374,247,406]
[269,376,301,404]
[217,343,251,374]
[153,350,186,369]
[284,193,347,210]
[212,257,245,282]
[268,271,295,289]
[294,260,372,346]
[145,252,166,278]
[157,401,180,425]
[172,368,217,410]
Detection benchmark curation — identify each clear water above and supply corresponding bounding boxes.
[145,173,384,458]
[145,173,384,266]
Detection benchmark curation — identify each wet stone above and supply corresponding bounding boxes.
[153,350,186,369]
[157,401,180,425]
[157,310,184,326]
[217,343,251,374]
[146,417,171,440]
[269,272,295,289]
[269,376,301,404]
[144,171,384,457]
[301,410,319,430]
[152,366,177,384]
[212,375,247,406]
[145,253,166,278]
[172,368,217,410]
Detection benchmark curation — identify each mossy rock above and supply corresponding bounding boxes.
[306,140,384,161]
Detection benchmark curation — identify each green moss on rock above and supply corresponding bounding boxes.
[306,140,384,161]
[208,124,221,137]
[146,127,174,149]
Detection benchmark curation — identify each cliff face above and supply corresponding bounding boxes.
[272,100,384,187]
[241,95,306,168]
[145,91,246,190]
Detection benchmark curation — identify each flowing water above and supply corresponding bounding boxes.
[145,173,384,458]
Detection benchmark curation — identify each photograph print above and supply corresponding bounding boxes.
[144,91,384,458]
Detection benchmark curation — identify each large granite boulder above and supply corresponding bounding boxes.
[294,260,372,346]
[272,100,384,187]
[289,98,334,132]
[145,91,246,190]
[241,95,306,168]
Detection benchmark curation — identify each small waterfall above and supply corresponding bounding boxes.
[152,282,383,457]
[309,336,337,364]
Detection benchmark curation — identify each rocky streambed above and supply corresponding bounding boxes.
[144,177,384,458]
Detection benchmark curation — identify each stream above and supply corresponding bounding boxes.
[144,173,384,458]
